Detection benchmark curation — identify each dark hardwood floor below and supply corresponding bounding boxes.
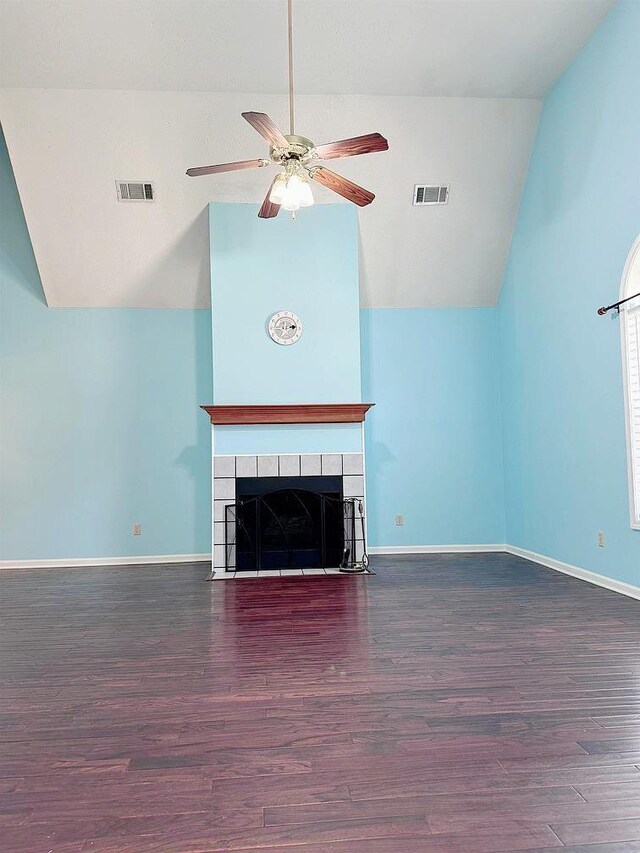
[1,553,640,852]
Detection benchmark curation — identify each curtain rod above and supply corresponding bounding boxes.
[597,292,640,315]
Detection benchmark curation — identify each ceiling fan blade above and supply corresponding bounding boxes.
[314,133,388,160]
[258,178,282,219]
[309,167,375,207]
[241,112,289,148]
[186,159,267,177]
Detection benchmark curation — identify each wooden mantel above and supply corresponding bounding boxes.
[200,403,374,425]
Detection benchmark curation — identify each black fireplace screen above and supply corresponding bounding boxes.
[225,476,358,571]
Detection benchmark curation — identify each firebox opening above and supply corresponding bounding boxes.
[232,476,345,571]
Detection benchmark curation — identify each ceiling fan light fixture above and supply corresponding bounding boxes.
[289,174,314,208]
[272,171,314,211]
[269,174,288,205]
[299,181,314,208]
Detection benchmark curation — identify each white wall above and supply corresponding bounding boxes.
[1,88,540,309]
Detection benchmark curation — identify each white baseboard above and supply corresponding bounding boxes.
[370,543,639,601]
[368,544,506,555]
[0,553,211,570]
[504,545,640,602]
[2,545,637,602]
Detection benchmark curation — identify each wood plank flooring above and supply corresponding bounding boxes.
[1,552,639,852]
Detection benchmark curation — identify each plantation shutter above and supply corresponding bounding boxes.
[625,299,640,525]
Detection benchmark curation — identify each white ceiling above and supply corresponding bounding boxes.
[1,88,540,308]
[0,0,612,308]
[0,0,613,98]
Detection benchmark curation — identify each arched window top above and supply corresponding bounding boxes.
[621,235,640,529]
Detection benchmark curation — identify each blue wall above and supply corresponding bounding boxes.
[498,0,640,585]
[209,201,362,457]
[0,129,212,561]
[3,127,503,560]
[214,424,362,456]
[210,202,361,405]
[4,0,638,574]
[362,308,506,547]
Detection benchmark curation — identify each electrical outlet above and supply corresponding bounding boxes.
[395,514,404,526]
[132,523,142,536]
[597,530,605,548]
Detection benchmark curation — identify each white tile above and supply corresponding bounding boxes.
[213,456,235,478]
[210,571,235,581]
[213,543,235,569]
[300,454,321,476]
[258,455,278,477]
[213,569,368,581]
[214,478,235,500]
[321,454,342,475]
[278,455,300,476]
[342,453,364,475]
[217,568,353,581]
[343,475,364,497]
[236,455,257,477]
[213,522,226,546]
[214,499,234,522]
[257,570,281,577]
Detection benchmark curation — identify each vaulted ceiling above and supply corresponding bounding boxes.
[0,0,613,308]
[1,0,613,98]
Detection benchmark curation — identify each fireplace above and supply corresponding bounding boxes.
[203,405,373,576]
[211,452,366,573]
[230,476,346,571]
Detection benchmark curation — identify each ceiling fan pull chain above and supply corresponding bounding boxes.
[288,0,295,135]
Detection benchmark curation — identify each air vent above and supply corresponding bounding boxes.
[413,184,449,206]
[116,181,155,202]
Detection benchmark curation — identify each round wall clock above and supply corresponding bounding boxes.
[268,311,303,346]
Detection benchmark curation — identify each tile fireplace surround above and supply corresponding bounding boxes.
[212,452,366,575]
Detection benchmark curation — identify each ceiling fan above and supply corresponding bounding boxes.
[186,0,388,219]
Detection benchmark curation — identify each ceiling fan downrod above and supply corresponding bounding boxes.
[287,0,295,136]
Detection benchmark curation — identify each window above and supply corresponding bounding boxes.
[621,236,640,529]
